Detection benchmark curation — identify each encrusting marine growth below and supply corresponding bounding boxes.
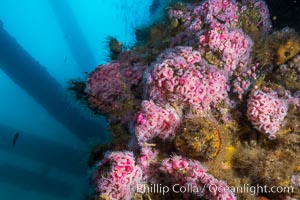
[69,0,300,199]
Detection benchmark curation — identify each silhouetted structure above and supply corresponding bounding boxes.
[0,22,108,142]
[0,163,74,198]
[48,0,97,72]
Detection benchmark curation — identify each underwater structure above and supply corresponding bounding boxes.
[68,0,300,199]
[0,21,107,142]
[48,0,97,73]
[0,122,84,175]
[0,162,74,198]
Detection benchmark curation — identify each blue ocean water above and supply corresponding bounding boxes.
[0,0,164,199]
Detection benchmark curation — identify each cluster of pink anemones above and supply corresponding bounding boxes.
[168,4,206,47]
[247,89,289,139]
[146,46,230,113]
[160,155,236,200]
[233,63,260,99]
[137,146,159,182]
[200,0,238,28]
[240,0,272,33]
[94,151,143,200]
[134,100,181,146]
[199,23,253,73]
[168,3,204,33]
[86,61,145,101]
[86,62,128,103]
[86,61,146,119]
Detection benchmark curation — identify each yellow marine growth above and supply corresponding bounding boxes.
[232,147,296,187]
[174,117,221,161]
[275,30,300,65]
[253,28,300,65]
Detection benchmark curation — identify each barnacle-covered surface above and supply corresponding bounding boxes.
[175,117,221,160]
[69,0,300,199]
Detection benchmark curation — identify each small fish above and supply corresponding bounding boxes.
[13,132,19,146]
[84,71,89,74]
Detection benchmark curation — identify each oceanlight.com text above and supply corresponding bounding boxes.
[208,183,294,196]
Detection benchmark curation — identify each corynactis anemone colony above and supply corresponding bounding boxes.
[71,0,300,199]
